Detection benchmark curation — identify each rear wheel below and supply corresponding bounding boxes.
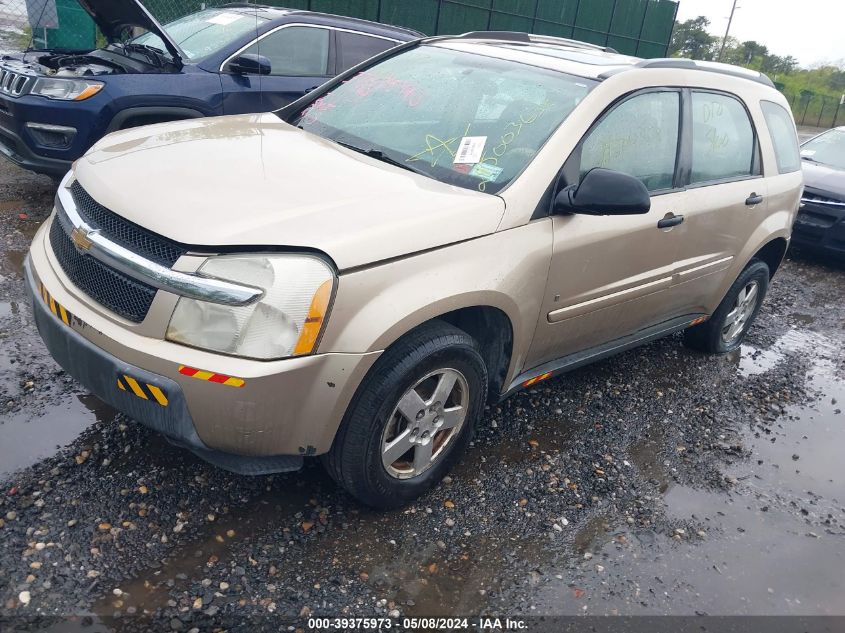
[324,320,487,509]
[684,260,769,354]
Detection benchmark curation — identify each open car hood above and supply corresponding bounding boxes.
[78,0,183,62]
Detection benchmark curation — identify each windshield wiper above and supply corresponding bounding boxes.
[801,155,820,163]
[334,141,426,176]
[125,43,168,64]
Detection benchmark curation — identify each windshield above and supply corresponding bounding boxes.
[132,9,266,61]
[289,45,595,194]
[801,128,845,170]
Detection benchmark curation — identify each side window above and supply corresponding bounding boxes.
[337,32,396,73]
[690,92,757,184]
[580,91,680,192]
[239,26,330,76]
[761,101,801,174]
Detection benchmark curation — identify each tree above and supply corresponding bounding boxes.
[761,55,798,76]
[669,17,717,60]
[737,40,769,66]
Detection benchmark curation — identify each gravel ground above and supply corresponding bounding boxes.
[0,158,844,631]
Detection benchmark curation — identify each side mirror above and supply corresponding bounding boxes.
[554,168,651,216]
[229,53,272,76]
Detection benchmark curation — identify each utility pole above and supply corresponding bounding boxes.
[718,0,740,62]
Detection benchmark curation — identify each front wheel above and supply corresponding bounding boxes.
[684,260,770,354]
[323,320,487,509]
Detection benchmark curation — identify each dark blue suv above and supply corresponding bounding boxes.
[0,1,419,177]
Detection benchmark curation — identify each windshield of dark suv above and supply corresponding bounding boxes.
[801,128,845,170]
[289,44,595,194]
[132,9,267,61]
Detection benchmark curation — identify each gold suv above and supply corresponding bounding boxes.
[26,32,803,508]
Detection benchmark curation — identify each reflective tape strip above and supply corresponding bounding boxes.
[178,365,245,388]
[123,375,148,400]
[117,374,168,406]
[147,385,169,407]
[523,372,553,388]
[39,283,75,327]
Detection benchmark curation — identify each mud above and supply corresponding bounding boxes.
[0,158,843,630]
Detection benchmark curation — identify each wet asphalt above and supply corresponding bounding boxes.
[0,157,844,631]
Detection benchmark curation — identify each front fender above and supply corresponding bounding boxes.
[319,221,554,386]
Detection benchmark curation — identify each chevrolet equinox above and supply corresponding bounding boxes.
[26,32,803,508]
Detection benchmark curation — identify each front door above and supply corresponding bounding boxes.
[525,89,689,370]
[220,24,333,114]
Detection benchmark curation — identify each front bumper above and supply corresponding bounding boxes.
[0,119,73,177]
[26,257,307,474]
[792,193,845,259]
[26,216,382,468]
[0,91,103,176]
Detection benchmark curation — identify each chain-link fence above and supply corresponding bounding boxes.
[6,1,838,131]
[782,91,845,129]
[2,0,680,55]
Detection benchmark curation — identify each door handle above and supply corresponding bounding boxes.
[657,213,684,229]
[745,193,764,206]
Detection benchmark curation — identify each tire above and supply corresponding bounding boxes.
[683,260,770,354]
[324,320,488,509]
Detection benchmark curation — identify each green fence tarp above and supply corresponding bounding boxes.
[37,0,679,57]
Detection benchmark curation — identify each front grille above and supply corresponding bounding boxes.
[0,68,31,96]
[49,183,190,323]
[49,217,157,323]
[70,182,187,267]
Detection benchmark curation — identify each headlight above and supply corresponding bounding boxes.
[166,254,334,360]
[30,78,104,101]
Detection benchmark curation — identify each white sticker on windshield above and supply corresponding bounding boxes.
[454,136,487,164]
[801,149,816,156]
[207,13,244,25]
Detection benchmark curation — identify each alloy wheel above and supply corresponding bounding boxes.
[381,368,469,480]
[721,280,760,345]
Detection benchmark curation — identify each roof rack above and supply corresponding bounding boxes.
[456,31,617,53]
[607,58,776,88]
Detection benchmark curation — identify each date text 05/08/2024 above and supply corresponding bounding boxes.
[307,617,528,630]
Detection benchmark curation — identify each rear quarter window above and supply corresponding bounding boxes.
[761,101,801,174]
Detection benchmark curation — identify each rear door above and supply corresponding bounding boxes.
[220,24,333,113]
[335,30,399,74]
[666,89,765,316]
[525,88,689,369]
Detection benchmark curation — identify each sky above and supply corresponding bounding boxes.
[675,0,845,67]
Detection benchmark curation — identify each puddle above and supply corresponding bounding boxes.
[731,328,833,377]
[628,427,671,494]
[1,248,26,276]
[0,393,119,478]
[92,407,575,623]
[0,198,27,213]
[744,354,844,503]
[91,475,315,618]
[0,299,16,319]
[573,514,611,554]
[530,331,845,616]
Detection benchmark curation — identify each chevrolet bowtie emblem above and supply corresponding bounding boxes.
[70,227,95,252]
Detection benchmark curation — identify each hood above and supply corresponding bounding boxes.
[78,0,183,62]
[801,160,845,199]
[73,114,506,271]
